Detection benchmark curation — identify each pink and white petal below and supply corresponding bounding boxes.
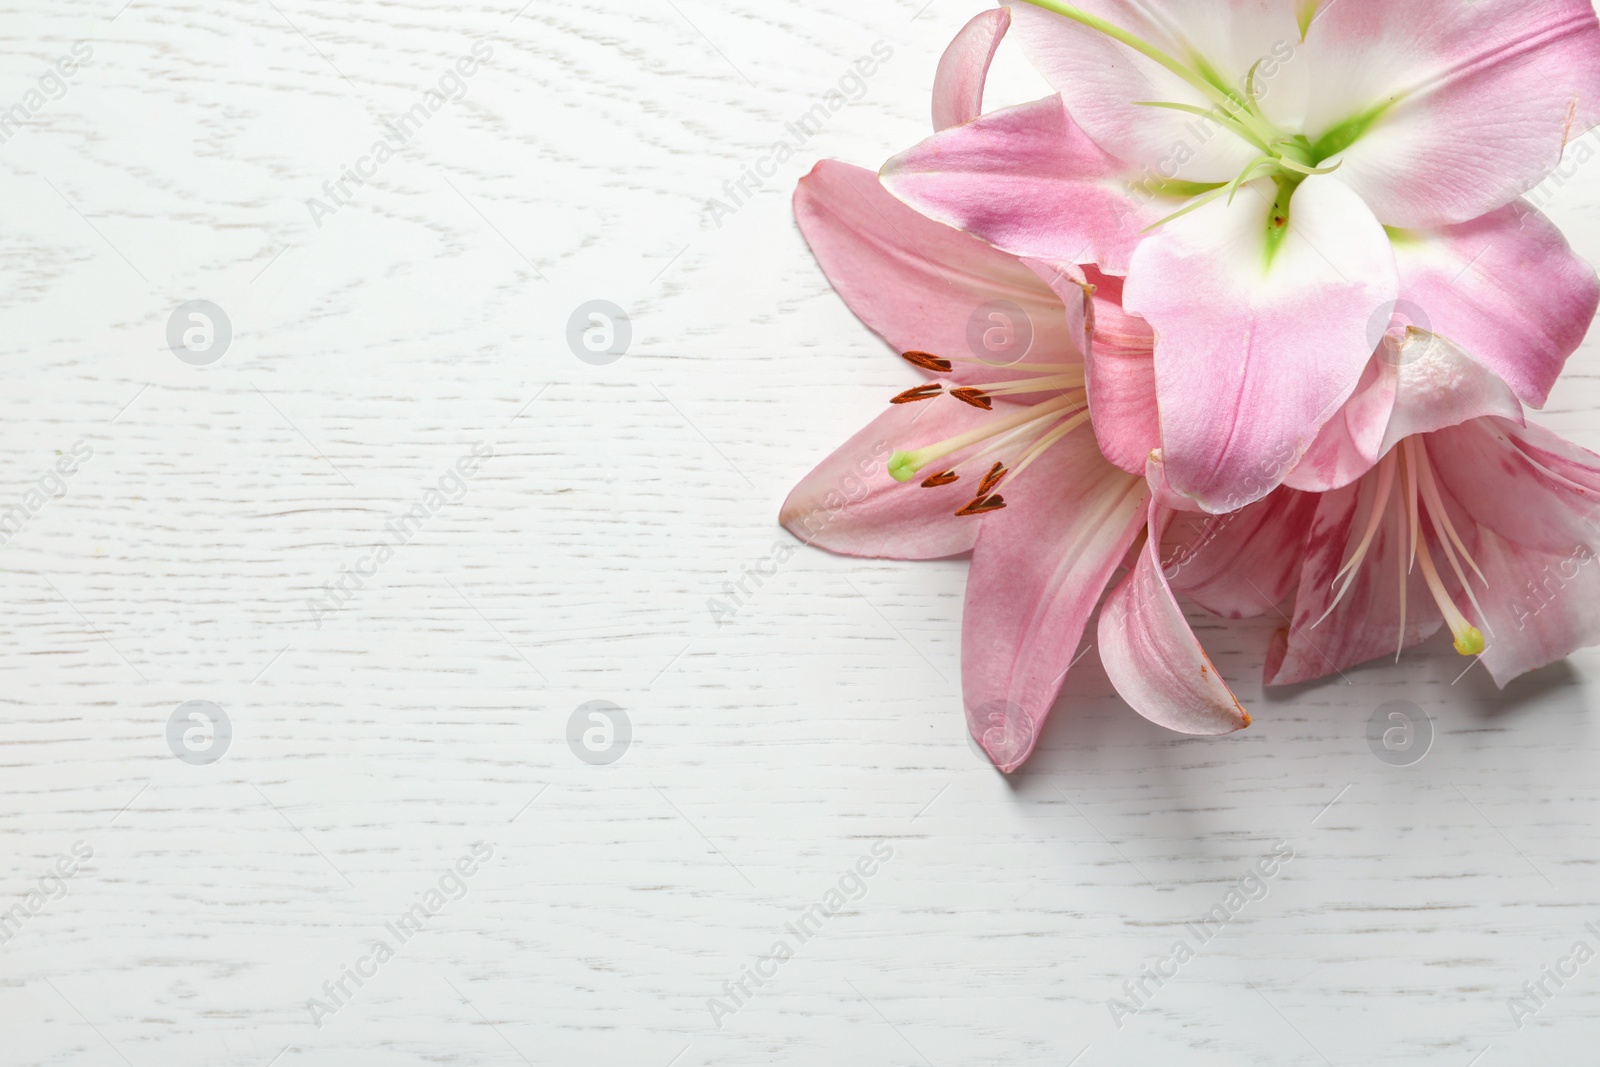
[1005,0,1289,181]
[1392,202,1600,407]
[1266,479,1443,687]
[780,396,996,560]
[1020,257,1095,367]
[1083,336,1162,476]
[1026,262,1158,472]
[1468,526,1600,685]
[1165,488,1323,620]
[1429,418,1600,557]
[880,96,1158,274]
[1500,420,1600,497]
[1284,355,1394,492]
[1125,174,1399,512]
[794,160,1081,385]
[1306,0,1600,227]
[1288,332,1525,492]
[1375,332,1524,452]
[1423,419,1600,681]
[1098,491,1251,735]
[933,6,1011,130]
[962,432,1149,771]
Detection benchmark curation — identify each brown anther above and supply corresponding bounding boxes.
[891,384,943,405]
[977,462,1006,496]
[955,494,1007,517]
[920,470,959,488]
[902,351,953,372]
[950,387,993,411]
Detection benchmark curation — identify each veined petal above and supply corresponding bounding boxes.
[1125,174,1399,512]
[1391,202,1600,407]
[1266,480,1442,687]
[1430,418,1600,558]
[1427,419,1600,683]
[1375,334,1525,452]
[1098,464,1251,735]
[1164,488,1322,620]
[933,6,1011,130]
[1306,0,1600,226]
[1287,332,1525,493]
[1030,265,1159,474]
[1004,0,1289,182]
[1468,527,1600,685]
[1284,355,1393,493]
[962,432,1148,771]
[794,160,1084,388]
[881,96,1158,274]
[780,396,996,560]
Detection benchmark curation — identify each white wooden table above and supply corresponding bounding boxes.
[4,1,1600,1063]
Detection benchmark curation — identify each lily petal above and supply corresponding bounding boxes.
[1307,0,1600,227]
[1004,0,1282,182]
[1468,526,1600,685]
[794,159,1084,387]
[1430,418,1600,559]
[881,96,1158,274]
[1266,480,1442,687]
[1427,419,1600,683]
[1287,332,1525,493]
[1032,265,1160,476]
[1125,174,1399,511]
[1164,488,1322,620]
[1390,202,1600,407]
[962,432,1148,771]
[933,6,1011,130]
[780,395,996,560]
[1098,465,1252,735]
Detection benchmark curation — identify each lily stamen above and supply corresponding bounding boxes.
[901,351,954,372]
[901,350,1087,375]
[891,384,944,405]
[976,462,1007,496]
[888,392,1083,482]
[1008,410,1094,480]
[955,494,1008,517]
[978,373,1087,395]
[950,387,995,410]
[1317,441,1488,659]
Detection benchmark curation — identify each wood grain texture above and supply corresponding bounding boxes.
[2,1,1600,1064]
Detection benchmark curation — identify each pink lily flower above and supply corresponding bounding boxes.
[1263,334,1600,687]
[880,0,1600,512]
[781,160,1319,771]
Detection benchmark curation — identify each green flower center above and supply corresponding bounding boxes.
[1014,0,1392,255]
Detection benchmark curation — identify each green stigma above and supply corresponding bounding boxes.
[888,451,921,483]
[1454,627,1486,657]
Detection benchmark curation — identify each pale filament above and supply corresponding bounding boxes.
[1316,439,1487,658]
[887,348,1095,515]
